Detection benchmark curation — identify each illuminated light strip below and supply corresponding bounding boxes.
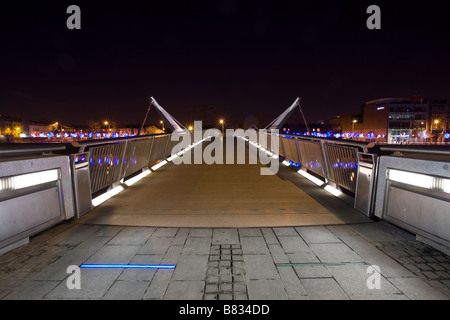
[92,185,124,207]
[124,169,151,187]
[298,169,325,186]
[151,160,168,171]
[0,169,59,192]
[282,160,291,167]
[80,264,176,269]
[388,169,450,193]
[324,185,342,197]
[167,154,178,162]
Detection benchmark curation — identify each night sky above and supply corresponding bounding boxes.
[1,1,450,129]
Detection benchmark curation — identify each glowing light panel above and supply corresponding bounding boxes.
[80,264,175,269]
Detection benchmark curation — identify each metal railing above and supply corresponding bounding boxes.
[72,133,176,194]
[258,132,375,193]
[0,144,66,157]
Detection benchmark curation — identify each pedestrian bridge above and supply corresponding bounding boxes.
[1,130,449,256]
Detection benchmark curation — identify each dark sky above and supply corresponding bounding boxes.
[1,1,450,128]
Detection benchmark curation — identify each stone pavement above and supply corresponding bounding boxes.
[1,221,449,300]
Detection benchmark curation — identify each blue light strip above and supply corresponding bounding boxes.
[80,264,176,269]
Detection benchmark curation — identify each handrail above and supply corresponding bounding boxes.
[0,144,66,156]
[279,134,375,151]
[71,133,171,149]
[379,145,450,156]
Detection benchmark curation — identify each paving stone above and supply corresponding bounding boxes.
[243,255,279,280]
[410,256,426,263]
[233,283,247,292]
[424,256,439,263]
[277,266,307,298]
[212,229,239,245]
[356,250,413,278]
[107,227,154,245]
[326,264,401,296]
[172,228,190,245]
[173,255,208,281]
[220,283,233,292]
[296,226,341,244]
[143,269,175,299]
[206,275,219,283]
[182,238,211,255]
[247,279,288,299]
[273,227,298,236]
[84,245,141,265]
[139,237,173,255]
[268,244,290,264]
[287,252,320,264]
[5,280,59,300]
[389,277,449,300]
[428,263,446,271]
[278,236,310,253]
[310,243,363,263]
[238,228,262,237]
[260,228,279,245]
[118,254,163,281]
[152,228,179,238]
[293,265,332,278]
[241,237,269,254]
[188,228,213,238]
[102,280,149,300]
[350,293,409,300]
[45,268,123,299]
[205,284,218,293]
[47,225,102,246]
[338,235,380,255]
[326,225,358,236]
[234,292,248,300]
[434,256,450,263]
[219,293,233,300]
[164,280,205,299]
[421,271,441,280]
[301,278,349,300]
[416,263,433,271]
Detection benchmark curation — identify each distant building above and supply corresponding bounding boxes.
[363,96,429,143]
[0,115,23,137]
[325,95,450,143]
[27,121,51,137]
[428,99,449,139]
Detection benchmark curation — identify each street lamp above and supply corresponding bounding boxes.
[160,120,165,131]
[352,119,357,132]
[104,121,111,132]
[219,119,224,133]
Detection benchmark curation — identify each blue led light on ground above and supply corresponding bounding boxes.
[80,264,176,269]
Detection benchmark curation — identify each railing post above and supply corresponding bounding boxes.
[118,140,130,181]
[319,141,331,183]
[294,136,303,166]
[280,135,286,157]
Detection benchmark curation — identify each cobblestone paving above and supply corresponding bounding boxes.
[204,244,248,300]
[374,240,450,298]
[0,222,449,300]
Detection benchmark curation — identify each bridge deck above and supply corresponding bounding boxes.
[77,138,370,228]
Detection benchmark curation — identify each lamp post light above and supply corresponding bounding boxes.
[160,120,165,131]
[219,119,224,133]
[352,119,357,132]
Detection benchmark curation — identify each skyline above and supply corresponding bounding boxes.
[1,1,450,128]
